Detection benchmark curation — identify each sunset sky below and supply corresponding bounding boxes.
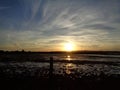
[0,0,120,51]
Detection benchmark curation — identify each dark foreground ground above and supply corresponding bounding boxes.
[0,52,120,90]
[0,75,120,90]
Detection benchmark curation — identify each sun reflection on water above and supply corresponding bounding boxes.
[66,55,71,60]
[65,63,75,74]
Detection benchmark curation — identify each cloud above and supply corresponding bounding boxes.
[82,24,116,31]
[0,6,10,10]
[0,0,120,51]
[21,0,47,27]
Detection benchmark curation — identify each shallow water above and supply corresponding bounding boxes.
[0,54,120,79]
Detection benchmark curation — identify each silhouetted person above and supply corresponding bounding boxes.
[49,56,53,79]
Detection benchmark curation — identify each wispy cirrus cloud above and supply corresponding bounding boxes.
[0,0,120,51]
[0,6,10,10]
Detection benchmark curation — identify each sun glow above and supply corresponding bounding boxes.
[64,42,75,52]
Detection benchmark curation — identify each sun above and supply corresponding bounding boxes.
[64,42,74,52]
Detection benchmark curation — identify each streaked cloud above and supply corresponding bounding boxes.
[0,6,10,10]
[0,0,120,51]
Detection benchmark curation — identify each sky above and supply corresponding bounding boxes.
[0,0,120,51]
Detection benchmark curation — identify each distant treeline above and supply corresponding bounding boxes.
[0,50,120,55]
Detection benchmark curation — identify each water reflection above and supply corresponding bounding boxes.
[65,63,75,74]
[65,55,73,74]
[66,55,71,60]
